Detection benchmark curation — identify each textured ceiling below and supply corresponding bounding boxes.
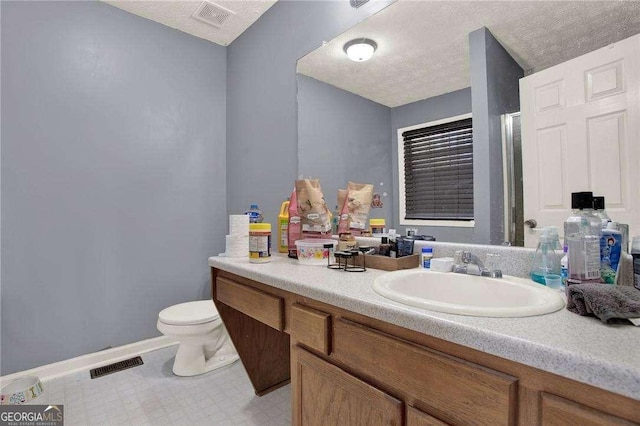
[103,0,276,46]
[297,1,640,108]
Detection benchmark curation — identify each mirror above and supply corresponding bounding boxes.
[296,1,640,245]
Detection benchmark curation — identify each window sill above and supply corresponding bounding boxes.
[399,219,475,228]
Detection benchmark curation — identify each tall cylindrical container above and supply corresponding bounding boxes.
[566,192,601,283]
[249,223,271,263]
[600,222,622,284]
[421,247,433,269]
[370,218,386,234]
[278,200,289,253]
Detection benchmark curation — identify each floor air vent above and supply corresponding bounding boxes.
[90,356,144,379]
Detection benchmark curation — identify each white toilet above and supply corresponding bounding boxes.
[157,300,239,377]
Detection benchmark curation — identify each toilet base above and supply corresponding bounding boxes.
[172,340,239,377]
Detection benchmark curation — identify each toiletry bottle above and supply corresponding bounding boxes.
[338,232,357,252]
[530,227,561,284]
[389,234,398,258]
[593,196,611,228]
[278,199,289,254]
[378,236,391,256]
[421,247,433,269]
[288,189,301,258]
[370,218,385,234]
[564,191,592,251]
[566,192,602,283]
[617,223,630,253]
[249,223,271,263]
[631,236,640,291]
[244,204,263,223]
[560,246,568,286]
[600,222,622,284]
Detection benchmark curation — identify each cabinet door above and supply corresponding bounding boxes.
[541,393,636,426]
[333,319,517,425]
[406,406,451,426]
[292,346,403,426]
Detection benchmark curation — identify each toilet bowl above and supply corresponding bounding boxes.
[157,300,239,377]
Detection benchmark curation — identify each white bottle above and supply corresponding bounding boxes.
[560,246,568,286]
[421,247,433,269]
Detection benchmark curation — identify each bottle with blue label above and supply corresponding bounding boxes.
[600,222,622,284]
[244,204,264,223]
[421,247,433,269]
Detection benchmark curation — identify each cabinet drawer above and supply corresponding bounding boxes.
[540,393,636,426]
[290,303,331,355]
[216,277,284,331]
[333,319,517,425]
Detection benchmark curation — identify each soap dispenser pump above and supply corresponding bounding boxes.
[531,227,561,285]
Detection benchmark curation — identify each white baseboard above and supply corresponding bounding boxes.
[0,336,178,385]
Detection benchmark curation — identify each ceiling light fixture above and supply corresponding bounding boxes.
[343,39,377,62]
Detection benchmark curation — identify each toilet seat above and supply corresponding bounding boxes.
[158,300,220,326]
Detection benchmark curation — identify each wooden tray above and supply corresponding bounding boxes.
[353,254,419,271]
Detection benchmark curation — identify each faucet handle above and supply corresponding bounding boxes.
[481,269,503,278]
[484,253,503,278]
[453,250,464,265]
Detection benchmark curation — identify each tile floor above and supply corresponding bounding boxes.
[27,345,291,426]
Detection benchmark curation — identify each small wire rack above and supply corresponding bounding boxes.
[325,244,372,272]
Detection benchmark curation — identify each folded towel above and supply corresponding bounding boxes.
[567,284,640,324]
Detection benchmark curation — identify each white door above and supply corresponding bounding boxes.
[520,34,640,248]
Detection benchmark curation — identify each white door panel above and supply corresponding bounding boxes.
[521,34,640,248]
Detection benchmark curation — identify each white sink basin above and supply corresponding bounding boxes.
[373,270,564,317]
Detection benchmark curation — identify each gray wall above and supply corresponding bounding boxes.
[391,88,474,242]
[226,0,393,228]
[1,1,227,374]
[470,27,523,244]
[297,75,392,222]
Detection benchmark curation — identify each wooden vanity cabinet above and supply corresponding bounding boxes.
[211,269,640,426]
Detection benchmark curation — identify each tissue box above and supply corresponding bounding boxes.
[430,257,454,272]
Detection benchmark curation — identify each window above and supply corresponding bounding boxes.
[398,113,474,227]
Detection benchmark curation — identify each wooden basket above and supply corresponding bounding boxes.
[352,254,419,271]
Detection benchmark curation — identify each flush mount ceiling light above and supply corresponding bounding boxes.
[343,39,377,62]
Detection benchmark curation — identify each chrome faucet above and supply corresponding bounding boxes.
[453,250,503,278]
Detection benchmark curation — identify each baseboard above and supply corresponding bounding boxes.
[0,336,178,385]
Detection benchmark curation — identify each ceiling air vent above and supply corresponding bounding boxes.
[192,1,236,28]
[350,0,370,9]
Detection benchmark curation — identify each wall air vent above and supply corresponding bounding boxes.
[350,0,370,9]
[192,1,236,28]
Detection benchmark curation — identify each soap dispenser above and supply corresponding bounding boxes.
[531,227,561,285]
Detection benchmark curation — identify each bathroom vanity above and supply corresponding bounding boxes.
[209,255,640,425]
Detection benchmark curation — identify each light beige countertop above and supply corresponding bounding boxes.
[209,254,640,400]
